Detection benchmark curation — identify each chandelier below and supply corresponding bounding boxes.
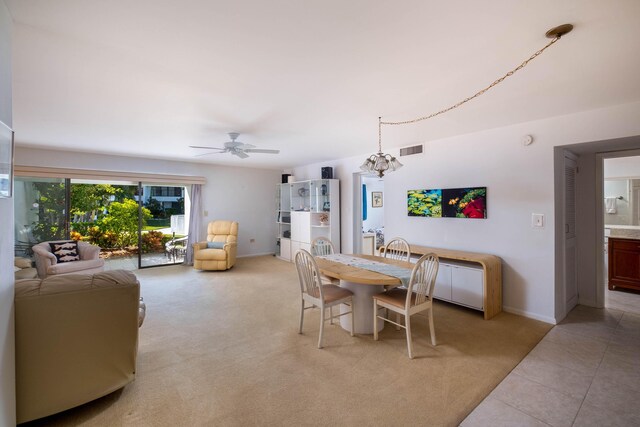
[360,117,404,177]
[361,24,573,178]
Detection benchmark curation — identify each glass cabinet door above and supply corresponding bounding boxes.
[290,181,311,211]
[309,179,331,213]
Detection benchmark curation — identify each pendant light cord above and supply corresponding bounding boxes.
[381,36,562,126]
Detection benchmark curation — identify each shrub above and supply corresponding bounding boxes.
[98,199,152,249]
[86,226,119,248]
[140,230,165,252]
[71,221,93,236]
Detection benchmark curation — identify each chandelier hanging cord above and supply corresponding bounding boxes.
[380,24,572,127]
[378,116,383,152]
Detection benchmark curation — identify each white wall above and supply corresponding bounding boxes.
[0,0,15,424]
[14,148,281,257]
[604,156,640,178]
[603,179,630,225]
[292,101,640,323]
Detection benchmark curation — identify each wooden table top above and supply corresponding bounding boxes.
[381,244,500,266]
[314,254,414,286]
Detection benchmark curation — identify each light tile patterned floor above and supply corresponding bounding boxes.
[462,302,640,426]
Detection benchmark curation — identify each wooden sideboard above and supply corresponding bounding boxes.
[608,237,640,292]
[381,244,502,320]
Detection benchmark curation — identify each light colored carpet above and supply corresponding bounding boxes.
[24,255,551,426]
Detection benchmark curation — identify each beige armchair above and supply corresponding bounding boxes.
[193,220,238,270]
[15,270,142,423]
[32,240,105,279]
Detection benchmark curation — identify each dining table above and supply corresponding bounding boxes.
[314,254,414,334]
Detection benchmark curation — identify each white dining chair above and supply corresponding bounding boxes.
[383,237,411,262]
[310,237,335,256]
[372,253,439,359]
[310,237,341,322]
[295,249,354,348]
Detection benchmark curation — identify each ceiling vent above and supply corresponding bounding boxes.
[399,144,423,157]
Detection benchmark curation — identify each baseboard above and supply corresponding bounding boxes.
[237,252,275,258]
[503,305,557,324]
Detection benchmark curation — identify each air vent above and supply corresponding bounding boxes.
[399,144,423,157]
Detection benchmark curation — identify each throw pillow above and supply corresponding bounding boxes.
[49,241,80,263]
[14,257,32,269]
[207,241,225,249]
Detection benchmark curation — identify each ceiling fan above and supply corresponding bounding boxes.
[190,132,280,159]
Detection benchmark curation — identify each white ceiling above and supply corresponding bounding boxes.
[6,0,640,170]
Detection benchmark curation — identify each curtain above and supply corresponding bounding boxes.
[184,184,202,265]
[362,184,368,221]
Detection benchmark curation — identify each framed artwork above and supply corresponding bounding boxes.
[0,121,14,198]
[408,187,486,219]
[372,191,383,207]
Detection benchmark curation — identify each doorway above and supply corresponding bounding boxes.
[352,172,384,255]
[554,136,640,323]
[601,154,640,314]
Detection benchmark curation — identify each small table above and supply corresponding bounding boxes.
[314,254,413,334]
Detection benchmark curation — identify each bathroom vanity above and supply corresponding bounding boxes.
[608,236,640,291]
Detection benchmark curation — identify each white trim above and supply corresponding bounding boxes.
[352,172,363,255]
[503,305,556,325]
[14,165,206,185]
[237,252,275,258]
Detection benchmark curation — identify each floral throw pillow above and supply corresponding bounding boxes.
[49,241,80,263]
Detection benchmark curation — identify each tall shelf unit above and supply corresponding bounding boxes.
[275,183,291,259]
[276,179,340,261]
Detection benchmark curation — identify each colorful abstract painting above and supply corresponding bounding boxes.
[407,187,486,219]
[407,189,442,217]
[442,187,487,218]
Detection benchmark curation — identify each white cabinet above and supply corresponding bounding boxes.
[290,240,310,257]
[277,179,340,261]
[362,233,375,256]
[433,262,484,310]
[275,183,292,260]
[433,264,452,301]
[451,266,483,309]
[280,238,291,261]
[291,211,312,244]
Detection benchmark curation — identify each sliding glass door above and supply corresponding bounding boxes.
[14,177,67,256]
[14,176,188,270]
[139,183,187,268]
[69,180,141,270]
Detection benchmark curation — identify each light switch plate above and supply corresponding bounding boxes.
[532,213,544,228]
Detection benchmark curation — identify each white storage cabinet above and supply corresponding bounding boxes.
[433,261,484,310]
[277,179,340,261]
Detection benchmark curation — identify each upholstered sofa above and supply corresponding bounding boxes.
[193,220,238,271]
[32,240,105,279]
[14,257,37,280]
[15,270,142,423]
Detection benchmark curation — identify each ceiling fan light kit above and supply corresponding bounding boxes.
[364,24,573,178]
[190,132,280,159]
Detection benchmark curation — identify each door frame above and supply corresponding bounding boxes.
[563,151,579,314]
[352,172,364,254]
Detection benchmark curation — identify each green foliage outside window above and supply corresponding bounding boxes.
[97,199,152,248]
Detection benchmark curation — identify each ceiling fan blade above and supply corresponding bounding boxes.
[193,152,220,157]
[225,141,243,149]
[189,145,226,150]
[244,149,280,154]
[237,143,255,149]
[232,150,250,159]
